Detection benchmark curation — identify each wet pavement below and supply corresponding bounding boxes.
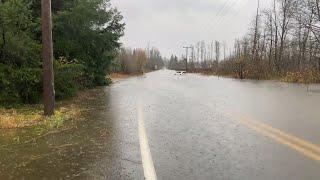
[1,69,320,179]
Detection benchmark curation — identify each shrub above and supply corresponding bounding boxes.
[0,65,21,105]
[16,68,43,103]
[0,65,42,105]
[0,62,86,106]
[54,63,85,100]
[281,69,320,84]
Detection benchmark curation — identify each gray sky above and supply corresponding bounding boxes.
[112,0,272,58]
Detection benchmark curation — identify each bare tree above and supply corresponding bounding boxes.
[278,0,294,70]
[252,0,261,62]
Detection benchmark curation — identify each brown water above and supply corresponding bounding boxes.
[1,70,320,179]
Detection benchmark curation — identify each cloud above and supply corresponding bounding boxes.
[112,0,272,58]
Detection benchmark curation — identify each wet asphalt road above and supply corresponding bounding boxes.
[109,69,320,180]
[1,69,320,179]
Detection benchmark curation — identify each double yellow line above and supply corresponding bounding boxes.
[226,111,320,162]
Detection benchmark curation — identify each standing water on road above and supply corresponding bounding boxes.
[1,70,320,179]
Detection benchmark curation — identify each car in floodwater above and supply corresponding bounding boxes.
[175,71,186,75]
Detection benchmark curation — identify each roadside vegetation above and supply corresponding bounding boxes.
[0,0,165,129]
[0,0,125,128]
[0,103,80,129]
[0,0,124,107]
[168,0,320,84]
[113,47,165,74]
[0,88,101,145]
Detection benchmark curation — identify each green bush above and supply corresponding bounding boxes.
[0,63,85,106]
[0,65,20,105]
[16,68,42,103]
[0,65,42,105]
[54,63,85,100]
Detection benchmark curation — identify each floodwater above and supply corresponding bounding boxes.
[1,69,320,179]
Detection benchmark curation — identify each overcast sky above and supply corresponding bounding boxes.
[112,0,272,58]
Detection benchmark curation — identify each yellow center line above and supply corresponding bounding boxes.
[225,111,320,162]
[241,114,320,154]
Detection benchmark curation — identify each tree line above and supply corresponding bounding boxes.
[169,0,320,83]
[114,47,165,74]
[0,0,124,106]
[168,41,225,72]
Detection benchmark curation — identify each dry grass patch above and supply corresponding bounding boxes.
[0,104,82,129]
[109,73,141,83]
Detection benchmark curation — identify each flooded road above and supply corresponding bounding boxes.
[1,69,320,179]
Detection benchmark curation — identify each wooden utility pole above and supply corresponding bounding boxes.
[183,46,192,72]
[191,46,195,63]
[42,0,55,116]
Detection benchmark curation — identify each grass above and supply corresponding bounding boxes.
[0,105,81,129]
[191,68,320,84]
[0,95,86,146]
[0,87,111,147]
[281,70,320,84]
[109,72,142,83]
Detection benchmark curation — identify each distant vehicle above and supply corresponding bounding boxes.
[175,71,186,75]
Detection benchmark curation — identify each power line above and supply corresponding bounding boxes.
[195,0,241,45]
[212,0,237,25]
[194,0,242,60]
[217,0,250,31]
[211,0,241,33]
[178,0,254,61]
[192,0,238,40]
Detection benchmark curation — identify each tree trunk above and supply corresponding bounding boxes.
[273,0,279,72]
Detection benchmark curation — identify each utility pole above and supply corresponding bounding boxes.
[223,42,226,60]
[183,46,192,72]
[191,46,195,63]
[147,41,150,59]
[42,0,55,116]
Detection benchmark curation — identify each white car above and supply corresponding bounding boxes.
[175,71,186,75]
